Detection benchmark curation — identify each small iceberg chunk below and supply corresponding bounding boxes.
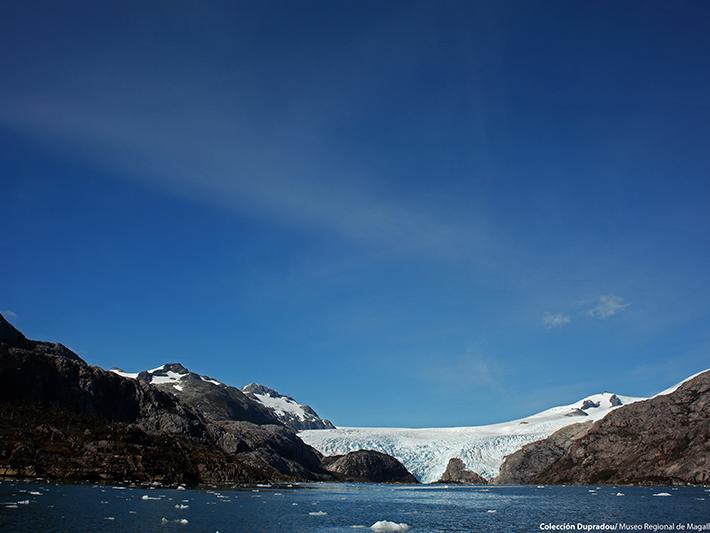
[370,521,411,532]
[653,492,672,497]
[309,511,327,516]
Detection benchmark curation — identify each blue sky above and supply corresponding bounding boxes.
[2,1,709,426]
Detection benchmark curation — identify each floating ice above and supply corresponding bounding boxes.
[175,504,189,509]
[370,521,411,532]
[176,518,189,524]
[142,495,161,500]
[653,492,672,497]
[309,511,328,516]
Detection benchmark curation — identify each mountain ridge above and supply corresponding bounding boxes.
[108,364,335,431]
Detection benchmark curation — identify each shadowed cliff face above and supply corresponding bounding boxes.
[496,371,710,485]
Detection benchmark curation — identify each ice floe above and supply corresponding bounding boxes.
[370,521,411,532]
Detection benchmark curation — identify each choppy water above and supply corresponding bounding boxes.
[0,480,708,532]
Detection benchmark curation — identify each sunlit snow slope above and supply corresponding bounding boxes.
[300,392,645,483]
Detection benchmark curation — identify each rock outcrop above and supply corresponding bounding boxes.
[496,371,710,485]
[437,458,487,484]
[321,450,417,483]
[495,422,592,484]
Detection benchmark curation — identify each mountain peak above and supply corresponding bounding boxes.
[242,383,335,430]
[242,383,279,397]
[0,312,29,347]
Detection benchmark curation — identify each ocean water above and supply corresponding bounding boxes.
[0,481,708,532]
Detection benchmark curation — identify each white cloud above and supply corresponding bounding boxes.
[588,295,629,319]
[543,313,571,329]
[1,309,17,319]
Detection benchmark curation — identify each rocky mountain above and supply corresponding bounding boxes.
[321,450,417,483]
[0,314,328,484]
[110,365,334,431]
[242,383,334,430]
[111,364,282,426]
[495,370,710,485]
[437,458,487,484]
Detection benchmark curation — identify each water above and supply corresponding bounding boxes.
[0,480,708,532]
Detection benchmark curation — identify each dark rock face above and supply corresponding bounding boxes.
[564,408,589,417]
[437,458,487,484]
[321,450,417,483]
[0,314,28,348]
[0,314,329,484]
[141,367,283,426]
[496,371,710,485]
[609,394,623,407]
[580,400,600,410]
[242,383,335,430]
[216,421,326,480]
[495,422,592,484]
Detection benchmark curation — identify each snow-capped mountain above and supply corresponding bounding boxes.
[110,364,334,430]
[299,390,656,483]
[242,383,334,430]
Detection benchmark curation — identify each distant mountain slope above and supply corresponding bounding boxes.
[300,391,655,483]
[242,383,334,430]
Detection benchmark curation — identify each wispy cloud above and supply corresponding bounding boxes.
[543,313,571,329]
[588,295,629,319]
[1,309,17,319]
[0,75,494,261]
[421,352,497,390]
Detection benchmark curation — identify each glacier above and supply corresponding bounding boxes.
[301,369,707,483]
[300,392,645,483]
